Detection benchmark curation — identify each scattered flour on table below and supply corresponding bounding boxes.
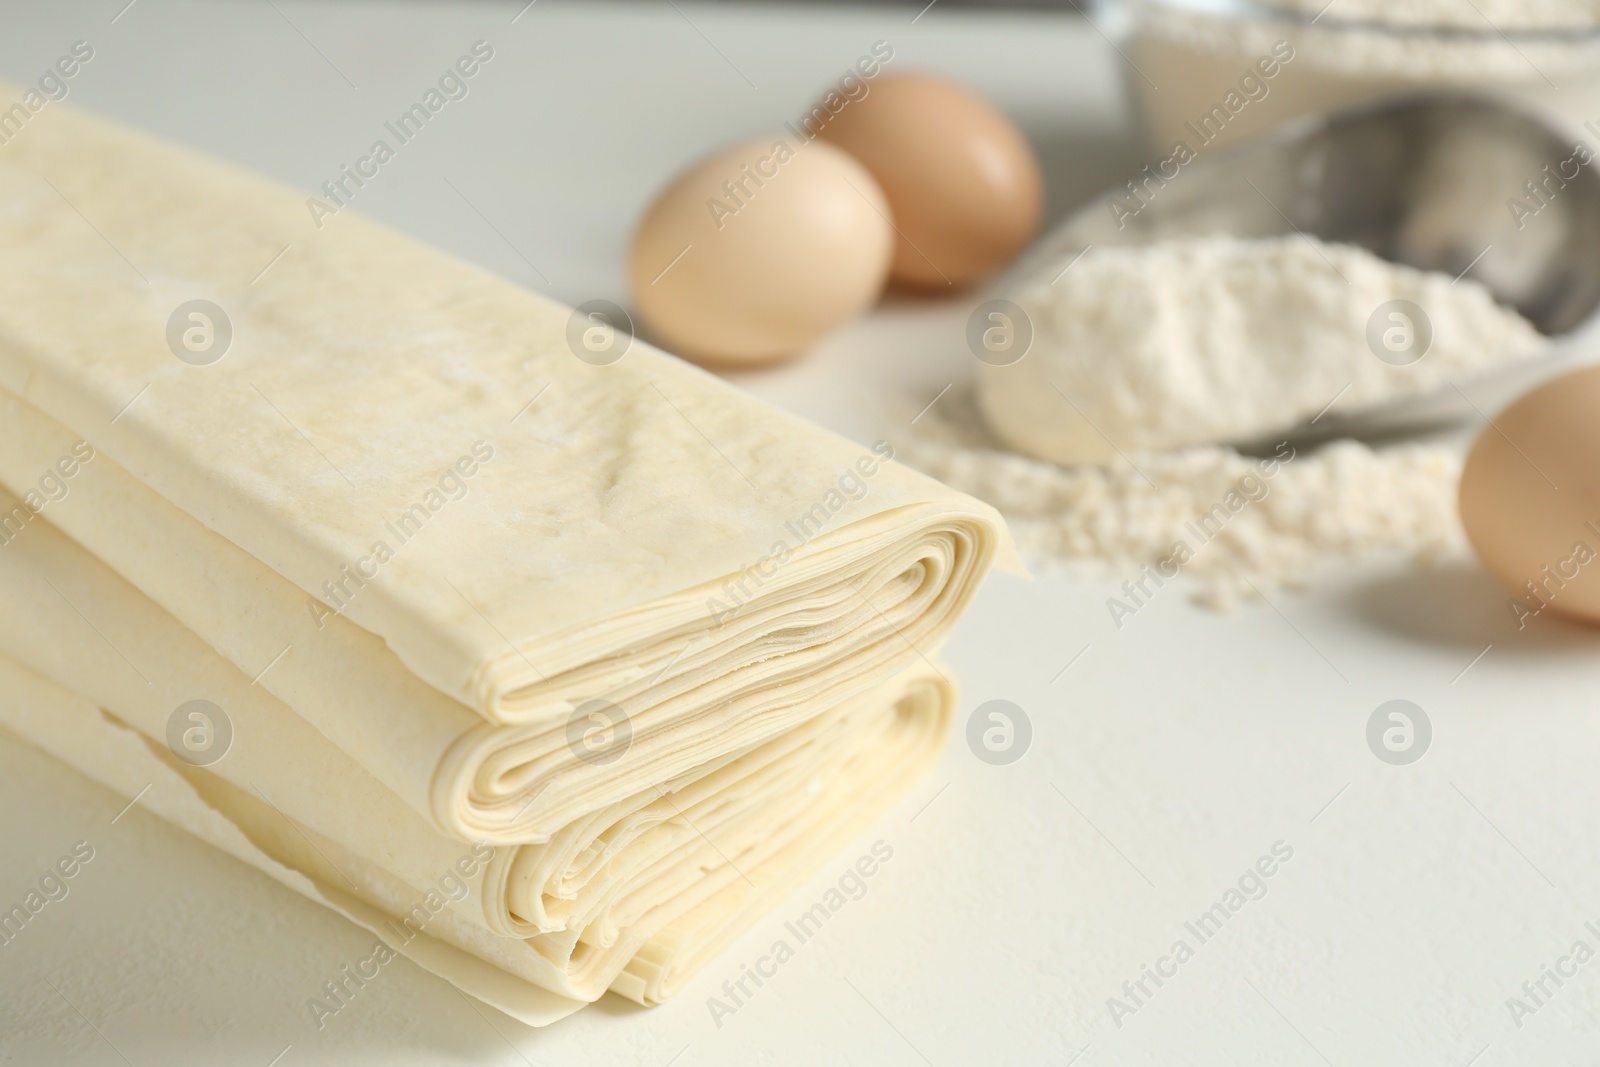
[978,235,1546,466]
[899,389,1464,608]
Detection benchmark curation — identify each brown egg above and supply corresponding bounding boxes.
[815,71,1044,291]
[628,137,893,368]
[1459,364,1600,627]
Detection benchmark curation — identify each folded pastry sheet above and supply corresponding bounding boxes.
[0,91,1013,843]
[0,90,1004,1023]
[0,481,953,1017]
[0,655,947,1023]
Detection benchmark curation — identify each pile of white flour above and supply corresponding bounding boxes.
[978,235,1546,466]
[902,389,1464,606]
[902,234,1545,604]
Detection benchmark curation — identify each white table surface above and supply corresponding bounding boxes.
[4,2,1600,1065]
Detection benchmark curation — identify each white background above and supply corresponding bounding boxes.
[3,2,1600,1065]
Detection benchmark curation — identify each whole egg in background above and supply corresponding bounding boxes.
[629,137,894,368]
[1460,363,1600,625]
[815,70,1044,291]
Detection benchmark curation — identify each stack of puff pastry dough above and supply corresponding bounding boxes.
[0,90,1013,1023]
